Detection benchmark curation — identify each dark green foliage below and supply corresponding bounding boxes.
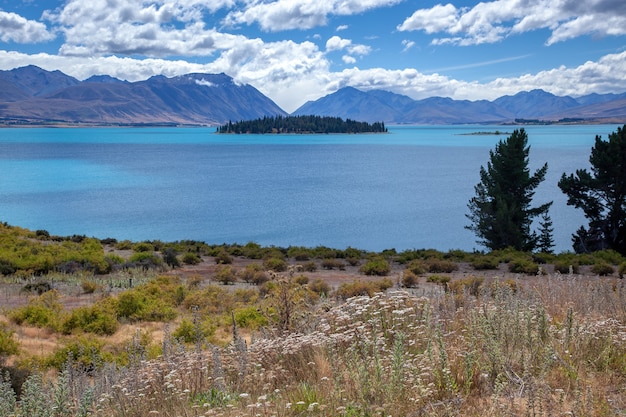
[591,262,614,276]
[537,212,555,253]
[214,250,233,264]
[508,258,540,274]
[466,129,553,251]
[182,252,202,265]
[470,255,500,270]
[359,257,391,276]
[425,259,459,273]
[163,247,181,268]
[559,125,626,255]
[263,257,287,272]
[218,115,387,134]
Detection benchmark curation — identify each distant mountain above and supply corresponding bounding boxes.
[293,87,626,124]
[3,66,626,126]
[0,66,286,125]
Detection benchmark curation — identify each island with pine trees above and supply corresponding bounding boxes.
[217,115,388,134]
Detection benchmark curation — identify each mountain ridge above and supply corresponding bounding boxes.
[1,66,625,126]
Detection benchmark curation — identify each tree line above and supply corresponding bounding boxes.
[217,115,387,134]
[466,125,626,255]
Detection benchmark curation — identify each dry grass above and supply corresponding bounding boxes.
[1,260,625,417]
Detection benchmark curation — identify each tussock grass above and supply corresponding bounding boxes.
[1,272,624,417]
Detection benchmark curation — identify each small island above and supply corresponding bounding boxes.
[459,130,511,136]
[217,115,388,134]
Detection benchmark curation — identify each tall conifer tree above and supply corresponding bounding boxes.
[558,125,626,254]
[466,129,553,251]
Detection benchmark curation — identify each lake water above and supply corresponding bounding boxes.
[0,124,621,253]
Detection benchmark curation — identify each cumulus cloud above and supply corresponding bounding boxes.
[43,0,236,57]
[0,11,54,43]
[224,0,402,31]
[325,35,371,56]
[398,0,626,46]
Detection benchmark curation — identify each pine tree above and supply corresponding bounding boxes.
[537,212,555,253]
[558,125,626,254]
[466,129,553,251]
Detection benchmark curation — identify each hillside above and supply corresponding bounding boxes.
[0,66,286,126]
[294,87,626,124]
[2,66,626,126]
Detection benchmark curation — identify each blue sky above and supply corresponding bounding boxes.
[1,0,625,112]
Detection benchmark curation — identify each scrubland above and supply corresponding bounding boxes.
[0,223,625,416]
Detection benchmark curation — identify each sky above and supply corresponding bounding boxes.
[1,0,626,113]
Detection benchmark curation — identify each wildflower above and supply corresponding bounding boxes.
[239,393,250,398]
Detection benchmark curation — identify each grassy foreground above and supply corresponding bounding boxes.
[0,223,625,416]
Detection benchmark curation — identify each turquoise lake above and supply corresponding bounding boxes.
[0,124,621,253]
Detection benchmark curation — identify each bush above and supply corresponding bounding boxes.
[508,258,540,274]
[0,323,19,360]
[553,258,580,274]
[45,337,113,371]
[81,280,99,294]
[133,242,154,252]
[470,256,499,270]
[233,307,268,330]
[215,265,237,285]
[309,278,330,296]
[591,262,614,276]
[182,252,202,265]
[292,274,309,285]
[172,318,215,344]
[301,261,317,272]
[406,259,426,275]
[426,259,458,273]
[61,305,119,335]
[336,279,393,299]
[127,252,162,270]
[115,240,133,250]
[321,258,345,270]
[448,276,484,296]
[214,250,233,264]
[359,258,391,276]
[620,262,626,278]
[401,269,419,288]
[263,257,287,272]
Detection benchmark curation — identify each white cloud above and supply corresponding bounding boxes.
[336,25,348,31]
[398,0,626,46]
[401,39,415,52]
[0,11,54,43]
[224,0,402,31]
[325,36,371,56]
[342,55,356,64]
[44,0,237,57]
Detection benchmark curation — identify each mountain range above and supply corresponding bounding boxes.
[1,66,625,126]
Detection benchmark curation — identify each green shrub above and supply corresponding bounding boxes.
[406,259,426,275]
[426,259,458,273]
[114,291,146,320]
[61,305,118,335]
[0,323,19,360]
[292,274,309,285]
[508,258,540,274]
[287,247,312,261]
[182,252,202,265]
[127,252,162,269]
[263,257,287,272]
[470,256,499,270]
[45,337,114,371]
[133,242,154,252]
[214,250,233,264]
[115,240,133,250]
[321,258,345,270]
[172,318,215,344]
[553,258,580,274]
[8,291,62,329]
[591,249,624,265]
[239,263,268,285]
[359,257,391,276]
[309,278,330,296]
[619,262,626,278]
[591,262,614,276]
[233,307,268,330]
[215,265,237,285]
